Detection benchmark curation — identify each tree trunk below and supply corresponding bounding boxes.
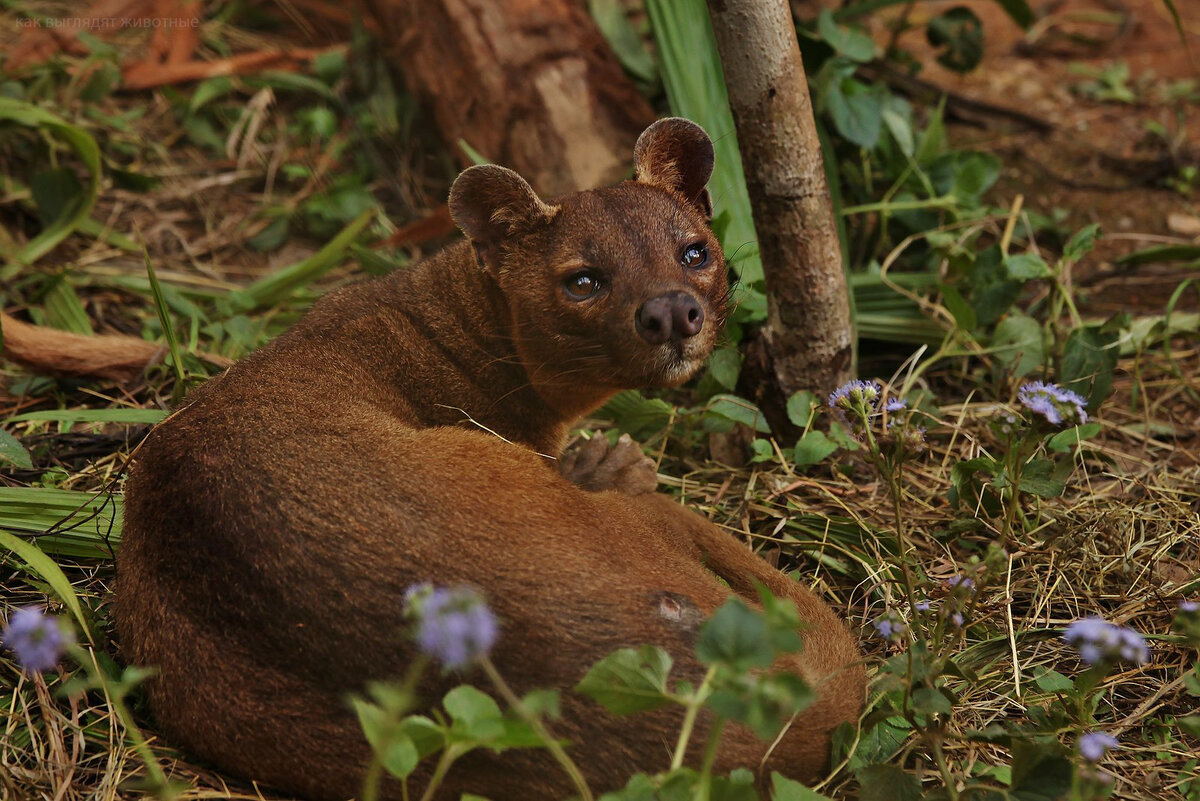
[360,0,656,197]
[705,0,854,407]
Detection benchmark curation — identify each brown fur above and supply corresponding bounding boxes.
[114,119,864,800]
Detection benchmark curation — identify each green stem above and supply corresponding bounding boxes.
[696,717,726,801]
[480,658,594,801]
[671,664,719,771]
[930,734,960,801]
[69,647,174,798]
[362,756,383,801]
[417,744,464,801]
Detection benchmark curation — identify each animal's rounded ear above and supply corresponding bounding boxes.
[449,165,557,248]
[633,118,715,219]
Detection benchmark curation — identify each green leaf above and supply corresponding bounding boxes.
[0,429,32,469]
[1046,423,1101,454]
[855,765,921,801]
[786,391,819,428]
[827,78,884,149]
[189,76,235,113]
[31,167,83,228]
[6,409,168,425]
[1062,324,1119,408]
[1177,715,1200,739]
[1032,668,1075,694]
[708,672,814,740]
[911,686,954,716]
[248,217,291,252]
[589,0,658,83]
[0,98,101,267]
[793,430,837,467]
[575,646,674,715]
[1010,738,1072,800]
[703,395,771,434]
[0,529,95,643]
[991,313,1045,378]
[926,7,984,73]
[993,0,1034,28]
[940,284,977,331]
[600,391,675,439]
[352,699,420,778]
[1018,458,1065,499]
[708,347,743,391]
[817,10,875,63]
[770,772,832,800]
[443,686,505,741]
[696,598,773,671]
[42,277,93,335]
[965,245,1021,326]
[880,94,914,156]
[1062,223,1101,263]
[235,208,375,310]
[1003,252,1051,280]
[826,421,861,451]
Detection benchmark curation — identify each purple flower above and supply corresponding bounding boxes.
[405,585,497,670]
[1063,617,1149,665]
[914,601,932,612]
[828,380,881,425]
[949,612,965,629]
[2,607,72,673]
[947,574,975,591]
[885,398,907,412]
[1079,732,1119,762]
[872,614,907,642]
[1018,381,1088,427]
[1179,600,1199,613]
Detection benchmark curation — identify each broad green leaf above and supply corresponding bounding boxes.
[1046,423,1101,454]
[575,646,674,715]
[911,686,953,716]
[827,78,883,149]
[1032,668,1075,694]
[443,686,505,741]
[600,391,675,439]
[991,313,1045,378]
[707,672,814,740]
[1018,458,1065,499]
[589,0,658,83]
[1010,738,1072,800]
[352,699,421,778]
[708,347,743,391]
[0,430,32,469]
[793,430,837,467]
[696,598,773,671]
[855,764,921,801]
[926,7,984,73]
[703,395,771,434]
[1062,223,1101,263]
[786,391,819,428]
[1062,324,1119,408]
[817,10,875,63]
[1003,252,1051,280]
[770,773,832,800]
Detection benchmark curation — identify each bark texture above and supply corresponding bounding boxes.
[706,0,854,401]
[361,0,656,197]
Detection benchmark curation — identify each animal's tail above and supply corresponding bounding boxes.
[1,311,166,382]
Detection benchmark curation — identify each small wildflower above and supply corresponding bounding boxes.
[947,574,975,591]
[1078,732,1119,763]
[885,398,907,413]
[828,380,881,426]
[405,585,497,670]
[1179,600,1199,613]
[914,600,932,612]
[1063,617,1149,666]
[2,607,72,673]
[949,612,965,629]
[1018,381,1088,427]
[872,613,907,642]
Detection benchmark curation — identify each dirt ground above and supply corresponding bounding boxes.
[870,0,1200,315]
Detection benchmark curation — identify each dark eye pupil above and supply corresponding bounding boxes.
[565,272,599,299]
[684,245,707,268]
[574,275,594,292]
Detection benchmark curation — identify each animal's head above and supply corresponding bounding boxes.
[449,118,728,410]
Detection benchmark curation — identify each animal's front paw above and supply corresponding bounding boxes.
[559,433,658,495]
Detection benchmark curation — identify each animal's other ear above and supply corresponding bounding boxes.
[449,165,558,270]
[633,118,715,220]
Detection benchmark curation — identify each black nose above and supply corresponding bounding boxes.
[635,292,705,345]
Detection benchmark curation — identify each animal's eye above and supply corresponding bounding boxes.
[681,243,709,269]
[563,271,602,300]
